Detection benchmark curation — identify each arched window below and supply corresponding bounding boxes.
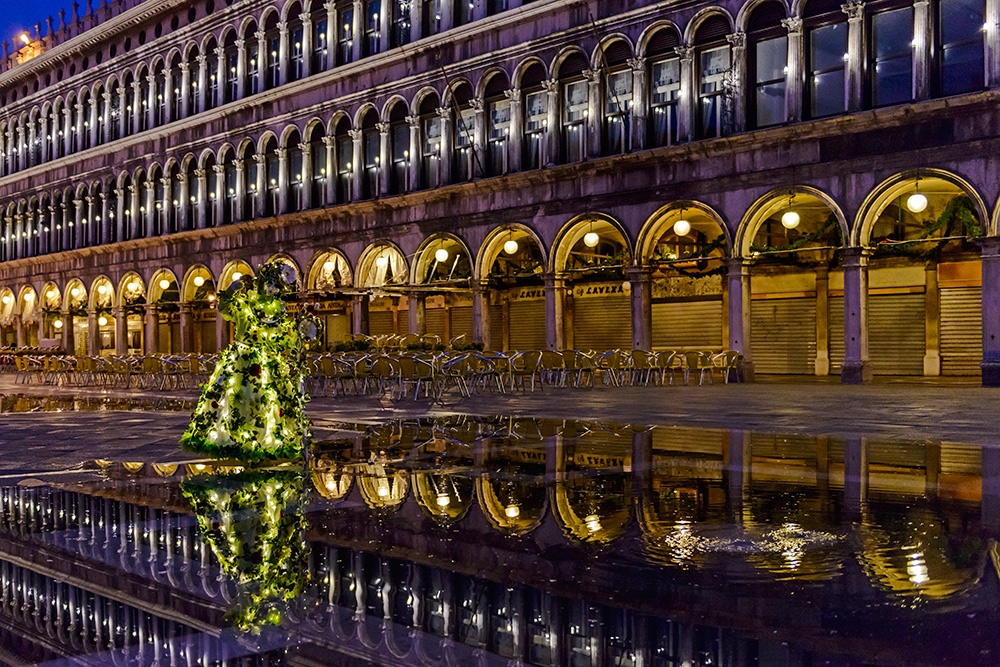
[133,170,148,239]
[309,125,327,207]
[185,48,200,117]
[485,74,511,175]
[805,0,848,118]
[52,99,65,158]
[334,118,353,203]
[264,16,281,90]
[423,0,443,37]
[418,94,442,189]
[694,15,732,139]
[80,91,93,150]
[388,104,409,194]
[361,111,380,198]
[244,22,260,96]
[152,168,166,236]
[870,2,914,107]
[287,129,305,211]
[32,113,44,164]
[599,40,633,156]
[68,94,80,153]
[224,33,239,103]
[104,182,117,244]
[646,26,681,147]
[451,83,475,182]
[748,1,788,128]
[488,0,510,16]
[520,63,548,169]
[205,41,220,110]
[168,164,181,233]
[154,68,167,126]
[108,80,122,141]
[559,52,589,164]
[454,0,474,27]
[288,4,306,83]
[309,1,329,73]
[169,56,183,120]
[137,72,151,132]
[938,0,985,95]
[121,176,133,241]
[241,144,256,219]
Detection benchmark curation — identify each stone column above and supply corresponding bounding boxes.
[325,1,338,70]
[351,0,364,62]
[841,247,871,384]
[159,175,172,235]
[145,306,159,355]
[675,46,695,143]
[436,107,452,184]
[176,175,189,231]
[179,62,191,119]
[256,30,268,91]
[276,147,290,213]
[278,21,290,87]
[87,310,99,356]
[322,136,336,204]
[584,69,600,159]
[352,294,370,336]
[100,91,111,145]
[470,100,485,178]
[726,32,747,133]
[15,317,26,348]
[143,181,156,237]
[213,164,226,224]
[988,0,1000,88]
[214,46,227,106]
[233,159,245,221]
[377,122,390,195]
[114,190,125,241]
[543,273,566,351]
[349,129,364,200]
[301,13,314,78]
[253,154,267,217]
[439,0,454,31]
[235,38,247,100]
[117,88,128,138]
[145,73,157,129]
[923,262,940,375]
[628,57,647,150]
[843,436,868,519]
[542,79,559,166]
[408,292,426,335]
[913,0,931,100]
[178,304,193,354]
[410,0,423,42]
[194,169,208,229]
[981,237,1000,385]
[196,55,208,113]
[782,18,804,123]
[73,198,84,249]
[472,281,491,349]
[842,1,865,113]
[506,88,523,172]
[815,266,830,375]
[627,267,652,350]
[406,115,421,190]
[727,258,753,380]
[63,106,73,156]
[299,142,313,209]
[113,308,127,356]
[60,309,73,354]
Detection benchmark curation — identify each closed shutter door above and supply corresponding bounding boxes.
[870,293,924,375]
[509,300,547,350]
[651,300,723,349]
[829,296,844,373]
[489,304,503,350]
[170,320,181,353]
[426,308,447,339]
[369,311,394,336]
[750,298,816,374]
[574,297,631,351]
[199,321,216,352]
[450,306,474,339]
[940,443,981,475]
[940,287,981,375]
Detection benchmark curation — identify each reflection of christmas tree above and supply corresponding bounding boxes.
[181,261,321,461]
[183,468,309,635]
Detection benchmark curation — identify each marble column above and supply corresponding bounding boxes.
[352,294,370,336]
[145,306,160,355]
[114,307,127,356]
[980,237,1000,385]
[841,247,871,384]
[627,266,652,350]
[727,258,753,380]
[408,292,426,335]
[842,1,865,112]
[543,273,566,351]
[675,46,695,144]
[472,281,491,349]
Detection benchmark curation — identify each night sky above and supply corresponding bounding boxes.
[1,1,73,49]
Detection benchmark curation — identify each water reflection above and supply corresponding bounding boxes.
[1,392,194,412]
[0,417,996,665]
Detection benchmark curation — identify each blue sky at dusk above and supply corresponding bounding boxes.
[1,1,71,47]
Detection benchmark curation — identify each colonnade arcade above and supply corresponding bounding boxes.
[3,168,997,383]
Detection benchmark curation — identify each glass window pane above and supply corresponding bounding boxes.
[651,57,680,105]
[942,42,985,94]
[811,23,847,72]
[941,0,985,44]
[872,7,913,106]
[605,70,632,114]
[756,36,787,84]
[700,46,730,95]
[873,7,913,60]
[811,69,845,117]
[564,81,588,122]
[756,82,786,127]
[526,91,547,131]
[489,100,511,140]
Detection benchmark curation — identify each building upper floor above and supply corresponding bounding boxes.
[1,0,998,263]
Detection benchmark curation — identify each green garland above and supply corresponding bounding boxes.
[182,469,308,635]
[872,196,980,260]
[651,235,728,278]
[181,261,323,462]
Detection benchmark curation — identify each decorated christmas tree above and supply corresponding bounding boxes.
[181,261,321,461]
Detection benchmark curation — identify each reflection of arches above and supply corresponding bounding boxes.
[853,169,989,246]
[475,223,547,282]
[312,462,353,500]
[737,186,848,257]
[476,473,547,535]
[553,477,630,545]
[550,213,632,274]
[306,248,353,290]
[358,464,409,510]
[356,242,408,288]
[638,201,731,263]
[411,233,474,284]
[219,260,254,290]
[414,472,475,524]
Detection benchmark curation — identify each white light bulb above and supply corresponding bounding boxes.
[71,287,82,298]
[583,231,600,248]
[193,276,205,287]
[98,316,108,326]
[98,284,109,295]
[504,239,519,255]
[435,248,449,263]
[159,279,170,290]
[1,295,11,305]
[673,219,691,236]
[23,292,33,301]
[323,260,335,272]
[781,211,801,229]
[505,504,520,518]
[46,290,56,299]
[53,319,63,329]
[375,256,388,269]
[231,272,243,281]
[907,193,928,213]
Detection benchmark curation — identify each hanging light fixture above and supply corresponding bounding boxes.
[323,260,335,272]
[98,316,108,326]
[71,287,82,298]
[23,292,33,302]
[907,175,928,213]
[1,294,11,305]
[435,247,450,263]
[231,271,243,282]
[53,319,63,329]
[504,229,519,255]
[781,193,800,229]
[46,290,56,299]
[159,279,170,290]
[505,504,520,519]
[97,284,109,295]
[193,276,205,287]
[375,254,389,269]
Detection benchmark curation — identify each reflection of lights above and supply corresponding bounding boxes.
[583,231,599,248]
[781,211,800,229]
[436,492,450,507]
[505,504,520,519]
[907,193,928,213]
[673,219,691,236]
[193,276,205,287]
[503,239,519,255]
[907,550,929,585]
[434,248,449,263]
[584,514,602,533]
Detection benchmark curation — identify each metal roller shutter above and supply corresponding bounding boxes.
[651,300,723,349]
[940,443,981,475]
[653,426,726,457]
[425,308,447,339]
[574,296,631,351]
[450,306,474,339]
[750,298,817,374]
[509,300,547,350]
[829,296,844,374]
[940,287,981,375]
[870,293,925,375]
[489,304,503,350]
[369,311,394,336]
[199,321,216,352]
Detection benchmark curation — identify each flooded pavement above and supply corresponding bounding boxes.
[0,416,996,665]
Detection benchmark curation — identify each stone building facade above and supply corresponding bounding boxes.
[1,0,999,383]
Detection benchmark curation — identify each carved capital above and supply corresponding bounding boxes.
[277,21,288,32]
[405,114,420,127]
[436,106,452,119]
[841,1,865,20]
[235,38,245,49]
[726,32,746,49]
[146,73,156,83]
[674,45,694,60]
[193,168,206,178]
[275,147,288,159]
[469,98,485,112]
[348,128,363,140]
[298,142,310,151]
[212,164,226,174]
[255,30,266,41]
[582,69,601,84]
[627,57,646,72]
[196,54,207,65]
[781,17,803,34]
[253,154,266,164]
[322,135,336,147]
[375,121,391,134]
[503,88,520,101]
[179,61,190,72]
